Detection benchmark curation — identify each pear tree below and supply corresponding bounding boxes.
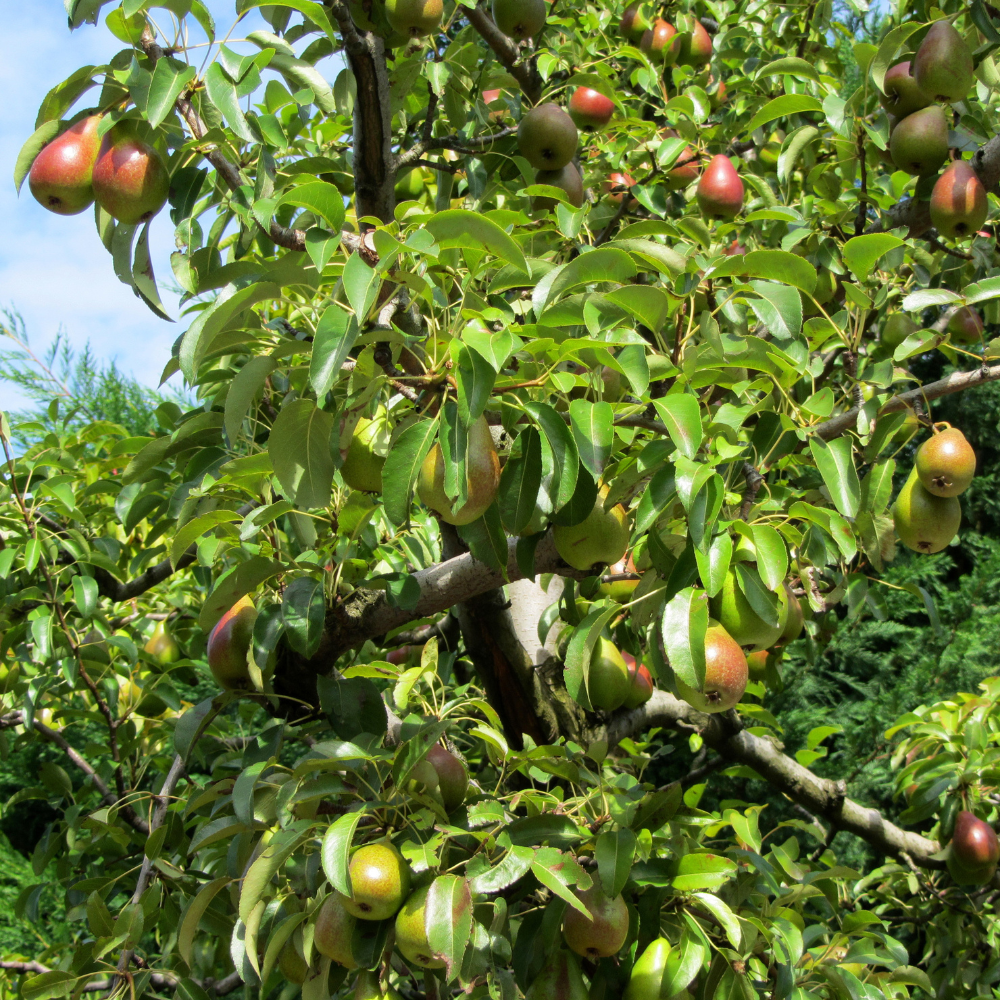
[7,0,1000,998]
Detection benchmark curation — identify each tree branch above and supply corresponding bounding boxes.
[465,4,542,105]
[397,127,517,168]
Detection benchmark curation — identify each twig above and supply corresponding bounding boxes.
[739,462,764,520]
[465,3,541,104]
[926,235,974,261]
[397,126,517,169]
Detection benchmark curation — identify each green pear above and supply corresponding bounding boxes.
[28,115,102,216]
[342,408,389,493]
[314,893,358,968]
[709,568,788,651]
[92,128,170,225]
[624,937,671,1000]
[913,20,973,103]
[674,621,748,713]
[882,312,917,349]
[915,424,976,497]
[778,584,804,644]
[889,105,948,176]
[892,469,961,554]
[562,884,629,959]
[386,0,442,35]
[553,486,630,571]
[426,744,468,810]
[517,104,578,170]
[394,884,445,968]
[417,416,500,524]
[144,620,180,665]
[947,305,984,344]
[525,951,590,1000]
[354,970,402,1000]
[492,0,546,39]
[278,941,309,984]
[206,596,257,690]
[587,637,631,711]
[879,62,932,119]
[344,842,411,921]
[533,163,584,210]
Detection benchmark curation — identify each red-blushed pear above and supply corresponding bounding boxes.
[620,2,649,41]
[879,62,932,118]
[915,423,976,497]
[661,128,699,190]
[563,885,629,959]
[492,0,545,39]
[394,884,445,969]
[674,621,748,713]
[482,88,501,104]
[708,76,727,110]
[622,652,654,709]
[696,154,743,220]
[206,596,257,690]
[569,87,614,129]
[889,104,948,176]
[892,469,961,554]
[639,19,680,64]
[914,20,974,103]
[552,485,630,571]
[386,0,442,35]
[678,18,712,66]
[417,415,500,524]
[603,171,636,206]
[587,637,631,711]
[534,163,584,210]
[426,744,469,810]
[746,649,769,682]
[947,810,1000,885]
[948,305,985,344]
[385,645,414,665]
[28,116,101,216]
[525,951,590,1000]
[92,129,169,225]
[723,238,746,256]
[144,620,180,665]
[344,842,411,921]
[314,893,358,968]
[930,160,987,240]
[518,104,578,170]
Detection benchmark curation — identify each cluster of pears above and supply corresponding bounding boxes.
[879,22,987,239]
[946,810,1000,885]
[28,116,169,225]
[893,422,975,554]
[572,636,655,713]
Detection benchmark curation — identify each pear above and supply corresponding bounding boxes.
[930,160,987,240]
[622,653,654,709]
[525,951,590,1000]
[778,583,804,644]
[696,154,743,220]
[568,87,615,129]
[206,596,257,690]
[92,129,169,225]
[640,19,680,65]
[426,744,469,810]
[882,312,918,349]
[386,0,442,35]
[709,568,788,651]
[517,104,578,170]
[678,19,712,66]
[947,810,999,885]
[144,620,180,665]
[587,637,631,711]
[914,20,973,103]
[314,893,358,968]
[492,0,546,39]
[947,305,984,344]
[553,486,630,571]
[394,884,445,968]
[624,937,671,1000]
[354,970,402,1000]
[417,415,501,524]
[662,129,699,190]
[562,885,629,959]
[342,408,389,493]
[620,2,649,41]
[598,554,639,602]
[603,172,636,206]
[278,941,309,984]
[28,115,101,216]
[892,470,961,554]
[879,62,931,119]
[344,842,411,921]
[889,105,948,176]
[746,649,770,683]
[915,424,976,497]
[534,163,584,210]
[674,620,748,713]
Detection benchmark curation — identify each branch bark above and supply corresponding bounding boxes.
[465,4,542,105]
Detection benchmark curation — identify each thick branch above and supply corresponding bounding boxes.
[607,691,944,868]
[466,4,542,105]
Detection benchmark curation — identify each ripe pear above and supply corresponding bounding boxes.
[948,305,984,344]
[144,620,180,665]
[620,2,649,41]
[426,744,468,810]
[624,937,672,1000]
[914,20,973,103]
[892,470,961,554]
[562,885,629,960]
[661,128,699,190]
[882,312,918,349]
[889,105,948,176]
[394,884,445,968]
[915,424,975,497]
[603,171,636,206]
[354,970,402,1000]
[709,568,789,651]
[492,0,545,38]
[314,893,358,968]
[696,154,743,220]
[417,415,500,524]
[678,19,712,66]
[640,19,680,65]
[930,160,987,240]
[622,653,654,709]
[598,554,639,602]
[587,637,631,711]
[525,951,590,1000]
[207,596,257,690]
[28,115,101,216]
[569,87,614,129]
[879,62,931,119]
[947,810,999,885]
[674,621,748,713]
[553,486,630,571]
[344,842,411,921]
[518,104,578,170]
[534,163,584,210]
[342,408,389,493]
[92,129,169,225]
[386,0,442,35]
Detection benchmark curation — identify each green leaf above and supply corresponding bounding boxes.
[236,0,338,45]
[321,810,363,897]
[750,524,787,591]
[426,875,474,981]
[170,510,242,567]
[146,57,196,128]
[901,288,962,311]
[178,878,230,968]
[225,356,278,444]
[660,586,708,690]
[747,281,801,339]
[809,436,860,518]
[743,95,824,135]
[35,65,98,129]
[530,848,593,918]
[860,458,896,515]
[525,401,580,512]
[456,503,509,573]
[198,557,283,632]
[606,285,672,333]
[425,210,528,273]
[454,344,495,427]
[268,398,335,509]
[843,234,905,283]
[777,126,820,185]
[694,531,731,599]
[204,62,253,141]
[546,248,637,304]
[754,57,820,81]
[870,21,924,92]
[564,605,620,711]
[652,394,703,460]
[22,972,76,1000]
[72,575,98,618]
[14,121,61,194]
[382,418,439,526]
[734,562,779,628]
[310,305,358,397]
[469,847,535,895]
[596,828,636,899]
[712,250,817,294]
[568,399,614,477]
[498,428,543,534]
[282,576,326,658]
[276,181,346,233]
[343,250,380,321]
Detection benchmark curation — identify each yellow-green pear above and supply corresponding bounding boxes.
[341,408,389,493]
[344,842,411,921]
[354,970,403,1000]
[709,568,789,651]
[394,884,445,969]
[553,486,630,571]
[144,620,180,665]
[525,951,590,1000]
[417,416,501,525]
[893,470,961,554]
[624,937,671,1000]
[587,637,631,711]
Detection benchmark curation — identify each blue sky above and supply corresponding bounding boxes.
[1,1,322,412]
